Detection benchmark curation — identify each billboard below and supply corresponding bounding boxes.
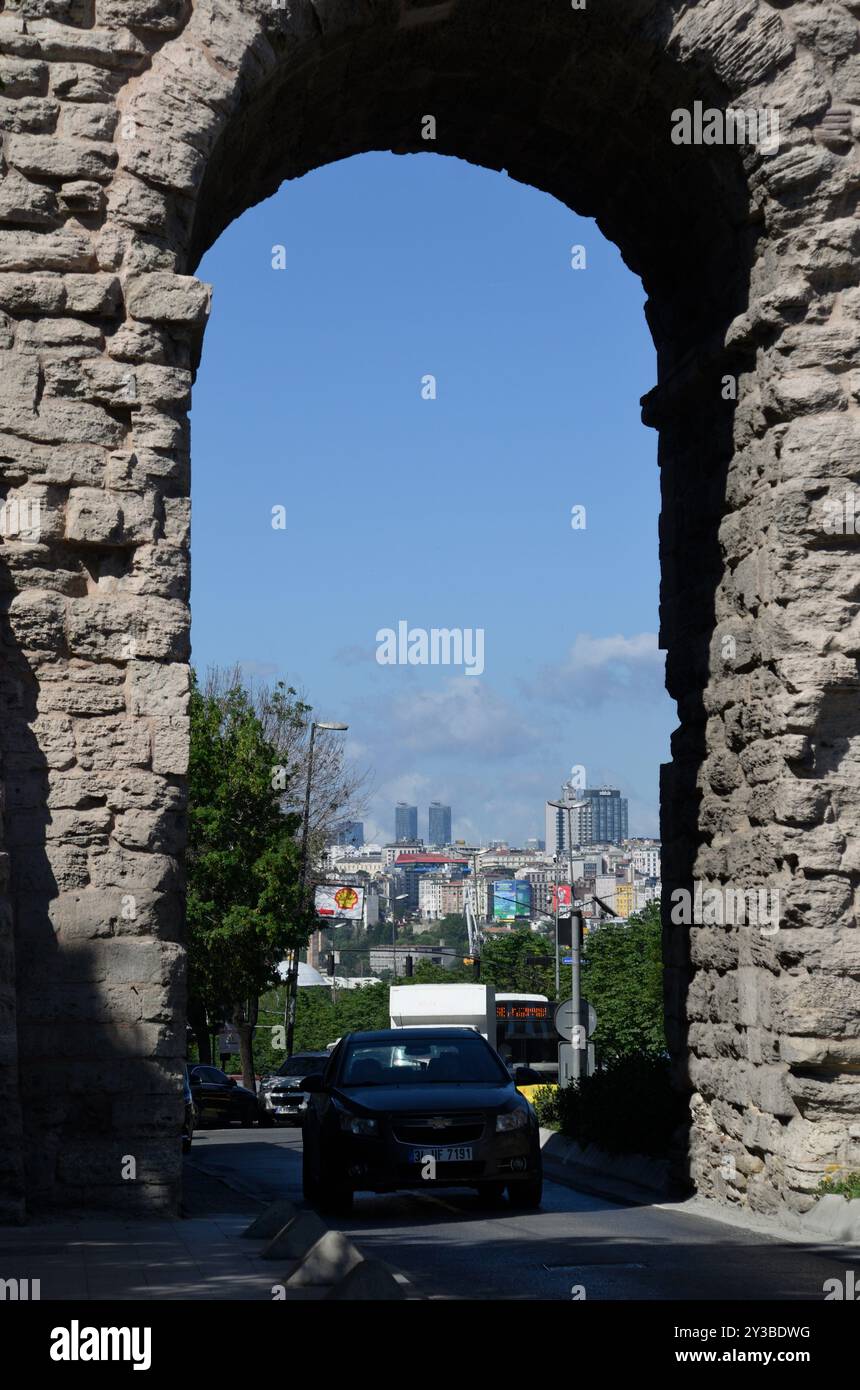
[491,879,532,921]
[551,884,572,917]
[314,884,365,921]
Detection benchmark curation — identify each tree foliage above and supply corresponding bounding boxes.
[186,672,306,1075]
[583,901,665,1059]
[480,928,560,997]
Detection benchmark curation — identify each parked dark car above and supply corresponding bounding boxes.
[182,1065,196,1152]
[258,1051,330,1126]
[302,1027,543,1215]
[188,1064,258,1127]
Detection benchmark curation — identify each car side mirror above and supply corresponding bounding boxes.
[301,1074,323,1093]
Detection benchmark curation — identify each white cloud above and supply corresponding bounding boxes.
[531,632,665,706]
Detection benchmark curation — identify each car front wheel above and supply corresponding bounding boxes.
[302,1142,319,1203]
[507,1172,543,1209]
[317,1173,354,1216]
[475,1181,506,1206]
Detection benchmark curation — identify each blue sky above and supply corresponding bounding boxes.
[190,152,674,845]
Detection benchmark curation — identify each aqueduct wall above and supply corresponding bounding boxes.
[1,0,859,1217]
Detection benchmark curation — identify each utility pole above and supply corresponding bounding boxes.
[553,859,561,998]
[548,795,588,1083]
[285,718,348,1056]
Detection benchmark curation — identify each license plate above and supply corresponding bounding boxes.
[408,1146,473,1163]
[275,1106,294,1114]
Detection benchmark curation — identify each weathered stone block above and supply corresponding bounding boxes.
[124,272,211,324]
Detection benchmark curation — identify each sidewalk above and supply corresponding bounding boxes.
[0,1167,331,1301]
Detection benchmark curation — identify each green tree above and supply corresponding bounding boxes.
[186,672,306,1086]
[292,982,390,1051]
[481,928,559,997]
[582,901,665,1059]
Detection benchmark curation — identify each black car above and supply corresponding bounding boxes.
[188,1065,258,1128]
[258,1051,330,1126]
[301,1027,543,1215]
[182,1065,196,1153]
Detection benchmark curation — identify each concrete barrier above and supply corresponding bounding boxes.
[284,1229,365,1287]
[241,1199,298,1240]
[325,1258,408,1300]
[260,1210,327,1261]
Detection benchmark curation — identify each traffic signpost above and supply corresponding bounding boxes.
[555,996,597,1086]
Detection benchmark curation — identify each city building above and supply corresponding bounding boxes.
[369,944,459,977]
[394,852,470,910]
[614,882,635,918]
[545,781,592,856]
[631,844,661,878]
[331,819,364,848]
[428,802,452,845]
[395,802,418,842]
[545,782,630,852]
[581,787,629,844]
[418,874,467,920]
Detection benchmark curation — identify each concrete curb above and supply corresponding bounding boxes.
[540,1127,674,1204]
[798,1193,860,1243]
[540,1132,860,1247]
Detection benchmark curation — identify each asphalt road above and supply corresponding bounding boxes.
[185,1124,858,1301]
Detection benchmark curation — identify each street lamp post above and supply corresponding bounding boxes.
[285,719,348,1056]
[391,893,408,978]
[548,796,588,1082]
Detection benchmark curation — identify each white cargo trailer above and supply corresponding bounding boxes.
[389,983,497,1050]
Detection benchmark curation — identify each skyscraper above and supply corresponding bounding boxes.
[395,802,418,842]
[581,787,628,843]
[544,782,629,852]
[428,802,452,845]
[333,820,364,848]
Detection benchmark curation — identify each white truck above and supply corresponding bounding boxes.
[389,982,497,1051]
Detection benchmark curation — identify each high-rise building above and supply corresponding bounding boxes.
[545,784,592,857]
[581,787,629,844]
[545,781,630,852]
[395,802,418,842]
[428,802,452,845]
[332,820,364,848]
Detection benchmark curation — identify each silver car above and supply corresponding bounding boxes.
[257,1051,330,1126]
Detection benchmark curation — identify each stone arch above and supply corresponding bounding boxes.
[1,0,859,1217]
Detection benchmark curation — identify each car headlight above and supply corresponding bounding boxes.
[496,1109,528,1132]
[338,1114,378,1136]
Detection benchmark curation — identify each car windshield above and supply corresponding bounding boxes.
[276,1056,327,1078]
[340,1037,509,1086]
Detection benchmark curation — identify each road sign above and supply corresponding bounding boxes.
[558,1041,596,1085]
[562,956,573,964]
[217,1029,239,1052]
[554,996,597,1040]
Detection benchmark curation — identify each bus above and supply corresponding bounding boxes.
[495,993,559,1092]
